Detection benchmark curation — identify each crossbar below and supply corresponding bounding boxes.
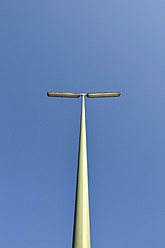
[47,92,120,98]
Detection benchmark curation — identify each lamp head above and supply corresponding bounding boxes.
[47,92,120,98]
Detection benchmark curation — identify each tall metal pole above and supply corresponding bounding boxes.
[47,91,120,247]
[72,96,91,248]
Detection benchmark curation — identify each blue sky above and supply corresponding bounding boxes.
[0,1,165,247]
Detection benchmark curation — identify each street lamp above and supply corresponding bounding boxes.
[47,92,120,248]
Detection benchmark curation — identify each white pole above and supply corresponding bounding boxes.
[72,96,91,248]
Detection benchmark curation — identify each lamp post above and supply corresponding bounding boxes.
[47,92,120,248]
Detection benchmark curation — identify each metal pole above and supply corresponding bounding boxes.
[47,91,120,247]
[72,96,91,248]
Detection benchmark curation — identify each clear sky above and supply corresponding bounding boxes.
[0,1,165,247]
